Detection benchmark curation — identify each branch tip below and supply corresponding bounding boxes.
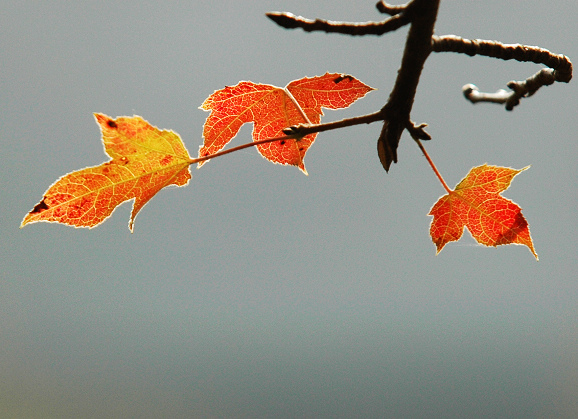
[376,1,407,15]
[266,12,301,29]
[462,84,510,106]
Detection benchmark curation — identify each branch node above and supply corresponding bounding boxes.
[406,121,431,141]
[282,125,304,135]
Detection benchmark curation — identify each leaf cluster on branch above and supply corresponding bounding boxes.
[22,1,573,260]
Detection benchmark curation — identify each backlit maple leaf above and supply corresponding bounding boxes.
[428,164,538,259]
[21,114,192,231]
[198,73,374,173]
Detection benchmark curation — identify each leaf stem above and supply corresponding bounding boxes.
[283,87,312,124]
[414,138,452,193]
[188,134,296,166]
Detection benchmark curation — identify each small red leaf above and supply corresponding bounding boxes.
[428,164,538,259]
[198,73,374,173]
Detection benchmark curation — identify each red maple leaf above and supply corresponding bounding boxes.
[428,164,538,259]
[21,114,192,231]
[198,73,374,173]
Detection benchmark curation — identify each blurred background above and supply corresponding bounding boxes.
[1,1,576,417]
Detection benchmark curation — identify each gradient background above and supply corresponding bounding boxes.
[1,1,577,417]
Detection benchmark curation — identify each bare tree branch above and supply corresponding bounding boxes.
[266,11,410,36]
[269,3,571,170]
[432,35,573,110]
[377,0,440,171]
[463,68,564,110]
[282,111,384,137]
[267,1,440,171]
[432,35,572,80]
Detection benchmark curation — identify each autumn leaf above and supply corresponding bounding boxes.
[21,114,192,231]
[198,73,374,173]
[428,164,538,259]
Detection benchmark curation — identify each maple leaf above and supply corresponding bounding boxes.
[21,114,192,232]
[428,164,538,259]
[198,73,374,174]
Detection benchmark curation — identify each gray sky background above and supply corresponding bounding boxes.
[1,1,577,417]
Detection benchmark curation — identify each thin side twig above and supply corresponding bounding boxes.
[266,11,410,36]
[432,35,573,110]
[283,111,384,137]
[189,134,295,166]
[191,111,387,166]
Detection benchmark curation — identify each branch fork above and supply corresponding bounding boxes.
[268,2,572,170]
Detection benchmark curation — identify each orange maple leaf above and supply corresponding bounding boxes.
[21,114,192,231]
[198,73,374,174]
[428,164,538,259]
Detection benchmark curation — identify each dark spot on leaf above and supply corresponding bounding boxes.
[334,74,353,84]
[107,119,118,128]
[299,147,304,151]
[280,140,286,145]
[31,198,49,214]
